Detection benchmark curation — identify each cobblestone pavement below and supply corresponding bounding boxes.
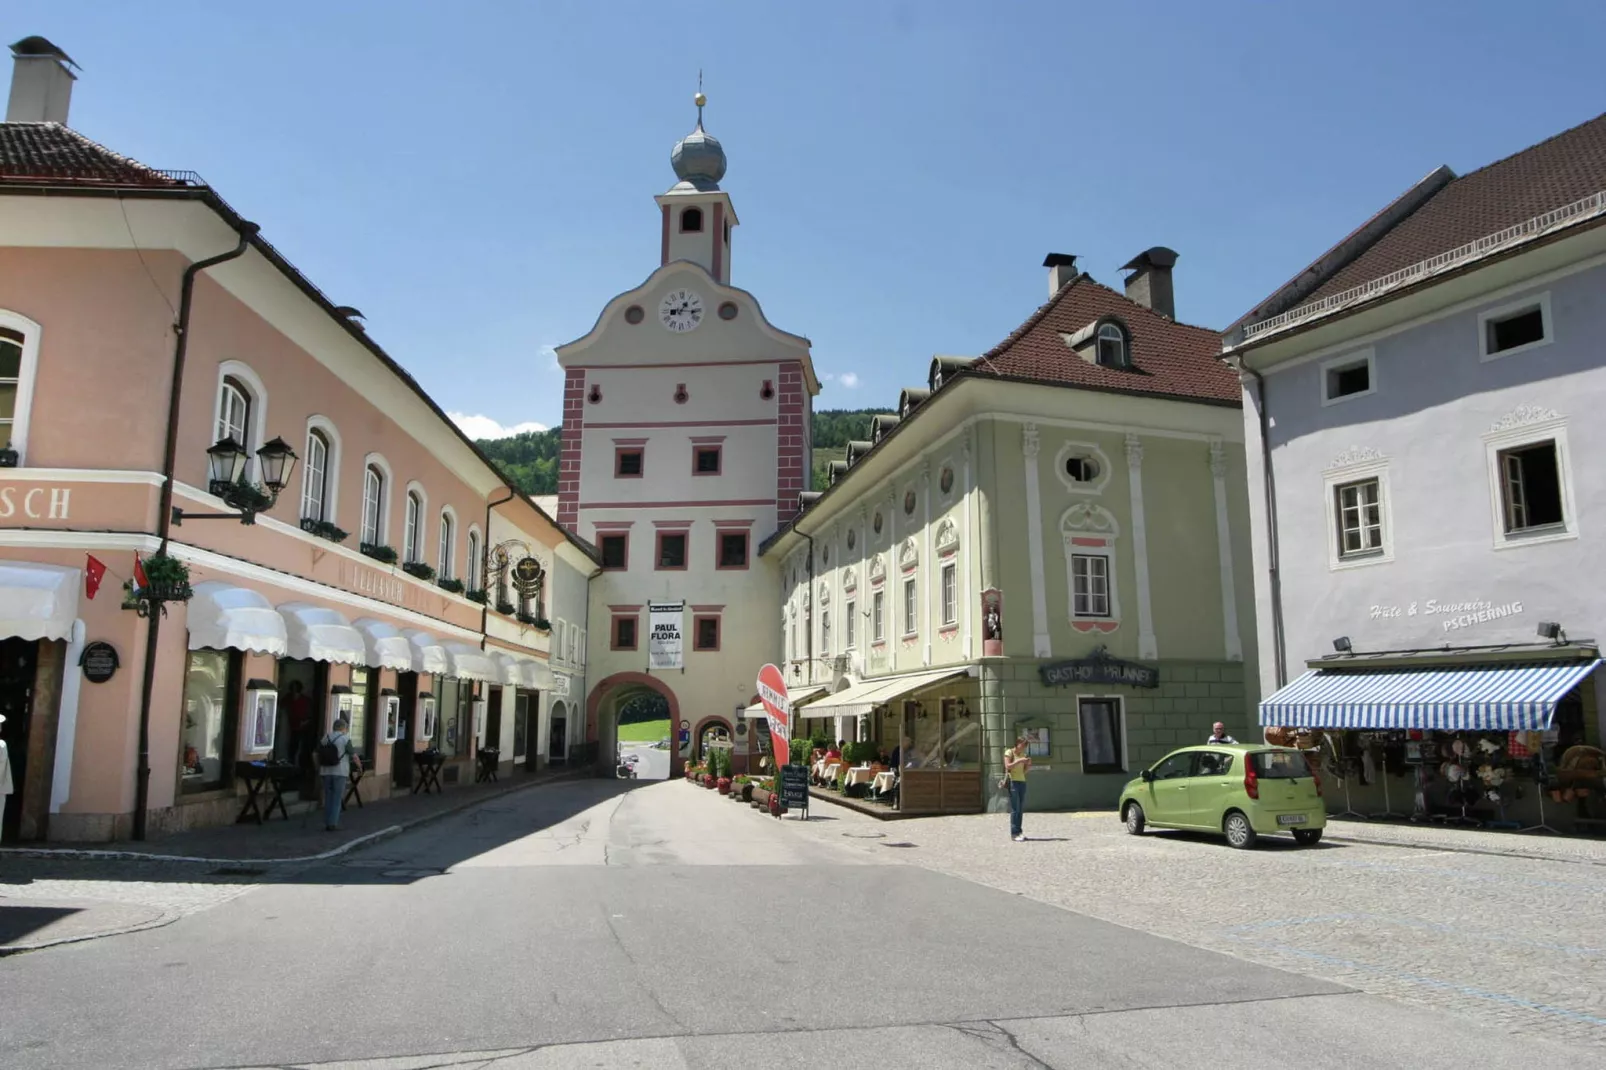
[781,803,1606,1049]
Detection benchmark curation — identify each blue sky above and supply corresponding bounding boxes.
[12,1,1606,435]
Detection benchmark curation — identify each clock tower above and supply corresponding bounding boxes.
[655,90,735,284]
[557,90,819,777]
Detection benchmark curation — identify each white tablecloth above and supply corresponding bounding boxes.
[872,771,897,795]
[843,766,875,787]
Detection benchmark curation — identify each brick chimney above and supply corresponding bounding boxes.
[1043,253,1078,298]
[1120,247,1179,319]
[7,36,77,124]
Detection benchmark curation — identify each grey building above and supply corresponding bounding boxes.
[1223,112,1606,831]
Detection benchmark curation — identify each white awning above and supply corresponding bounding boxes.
[278,603,366,665]
[742,685,828,718]
[187,581,287,655]
[403,630,450,676]
[805,667,974,717]
[490,651,523,686]
[522,658,555,691]
[0,562,79,642]
[442,642,499,682]
[351,618,414,671]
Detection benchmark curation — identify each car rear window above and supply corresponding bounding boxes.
[1252,751,1313,779]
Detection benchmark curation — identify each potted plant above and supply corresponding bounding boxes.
[437,577,465,595]
[300,517,349,544]
[360,542,399,564]
[465,588,488,605]
[402,561,436,581]
[140,553,193,603]
[496,598,517,615]
[717,775,732,795]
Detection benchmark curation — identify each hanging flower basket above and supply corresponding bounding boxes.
[123,554,193,618]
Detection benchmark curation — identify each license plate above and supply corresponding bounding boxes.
[1277,814,1308,826]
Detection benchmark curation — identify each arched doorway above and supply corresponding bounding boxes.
[586,672,681,780]
[548,700,568,764]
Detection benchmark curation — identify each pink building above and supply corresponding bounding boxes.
[0,41,596,843]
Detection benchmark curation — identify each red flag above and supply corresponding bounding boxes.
[85,555,107,600]
[133,552,149,595]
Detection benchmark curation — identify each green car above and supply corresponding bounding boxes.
[1118,744,1327,848]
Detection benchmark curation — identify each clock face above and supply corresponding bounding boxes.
[659,289,705,333]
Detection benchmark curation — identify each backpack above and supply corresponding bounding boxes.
[317,734,344,767]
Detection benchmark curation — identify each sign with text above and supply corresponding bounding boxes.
[1040,646,1159,689]
[1368,597,1525,633]
[757,662,790,772]
[79,641,119,683]
[0,484,72,521]
[648,602,684,670]
[780,763,810,815]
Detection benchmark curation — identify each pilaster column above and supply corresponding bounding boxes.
[1210,440,1244,662]
[1125,433,1158,660]
[1022,423,1051,658]
[962,434,974,660]
[922,458,933,667]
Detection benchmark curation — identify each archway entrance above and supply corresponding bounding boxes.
[586,672,681,781]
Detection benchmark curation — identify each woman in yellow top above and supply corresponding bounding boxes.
[1004,736,1031,841]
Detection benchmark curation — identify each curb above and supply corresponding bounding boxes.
[1320,827,1606,867]
[0,907,184,957]
[0,767,593,867]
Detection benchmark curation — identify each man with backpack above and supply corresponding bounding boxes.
[317,716,361,831]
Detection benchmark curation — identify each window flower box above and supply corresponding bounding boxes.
[465,588,488,605]
[496,599,517,616]
[300,517,349,544]
[437,577,465,595]
[360,543,399,565]
[402,561,436,582]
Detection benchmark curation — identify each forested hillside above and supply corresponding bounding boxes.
[474,407,892,496]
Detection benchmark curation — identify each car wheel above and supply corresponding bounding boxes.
[1292,828,1322,846]
[1123,801,1145,835]
[1223,810,1258,849]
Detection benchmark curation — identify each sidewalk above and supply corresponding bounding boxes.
[1,765,593,865]
[1319,814,1606,864]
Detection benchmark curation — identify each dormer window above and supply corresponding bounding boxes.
[1096,323,1127,368]
[681,207,704,233]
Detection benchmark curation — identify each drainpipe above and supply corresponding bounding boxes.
[133,224,258,841]
[480,487,517,651]
[1239,361,1287,689]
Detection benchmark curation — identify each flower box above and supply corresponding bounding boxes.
[300,517,350,544]
[402,561,436,582]
[437,577,465,595]
[360,542,399,565]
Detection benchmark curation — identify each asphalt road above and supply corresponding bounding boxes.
[0,779,1594,1069]
[618,740,671,780]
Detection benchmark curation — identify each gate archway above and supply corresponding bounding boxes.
[585,672,681,780]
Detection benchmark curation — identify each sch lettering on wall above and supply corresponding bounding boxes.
[1369,598,1524,632]
[0,484,71,520]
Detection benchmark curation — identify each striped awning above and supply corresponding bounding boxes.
[1259,660,1601,731]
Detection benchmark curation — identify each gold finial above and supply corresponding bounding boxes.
[694,70,706,125]
[694,91,707,108]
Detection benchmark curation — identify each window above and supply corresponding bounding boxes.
[616,448,644,477]
[403,491,423,562]
[179,649,239,795]
[940,562,957,625]
[694,615,720,651]
[1072,554,1110,617]
[1096,323,1126,368]
[0,321,35,457]
[902,577,917,636]
[1193,751,1235,777]
[1480,294,1551,359]
[613,615,638,650]
[1321,350,1375,404]
[1078,698,1124,774]
[438,512,455,579]
[301,428,329,522]
[436,679,473,758]
[845,599,856,648]
[872,590,885,642]
[1334,478,1383,558]
[216,376,251,447]
[1148,751,1190,781]
[1499,441,1564,533]
[600,533,628,570]
[656,531,688,569]
[821,610,831,654]
[466,530,481,590]
[1065,456,1099,484]
[362,465,385,545]
[681,206,703,233]
[694,445,722,475]
[718,531,749,569]
[349,667,373,758]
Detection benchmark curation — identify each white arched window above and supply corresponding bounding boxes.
[1096,323,1127,368]
[403,490,423,563]
[362,464,385,546]
[217,377,250,448]
[212,361,268,483]
[0,312,42,462]
[465,528,482,590]
[438,510,456,580]
[301,428,330,522]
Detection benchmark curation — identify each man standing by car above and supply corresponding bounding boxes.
[1207,722,1237,744]
[1004,736,1032,841]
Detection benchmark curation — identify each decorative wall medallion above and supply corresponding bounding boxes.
[718,301,739,321]
[674,383,690,404]
[873,511,883,535]
[847,528,857,550]
[935,518,959,554]
[1053,440,1111,494]
[1060,501,1120,538]
[624,304,645,325]
[760,379,775,400]
[1489,405,1562,433]
[939,466,955,495]
[587,384,602,404]
[1326,445,1385,470]
[822,544,830,566]
[903,489,916,516]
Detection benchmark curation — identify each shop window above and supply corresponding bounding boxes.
[437,678,474,758]
[694,615,721,651]
[694,445,722,475]
[612,614,639,651]
[657,531,688,570]
[600,533,629,570]
[349,666,374,758]
[717,530,749,569]
[616,448,644,478]
[179,649,241,795]
[1078,697,1125,774]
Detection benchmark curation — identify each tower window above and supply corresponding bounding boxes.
[681,207,704,233]
[1096,324,1127,368]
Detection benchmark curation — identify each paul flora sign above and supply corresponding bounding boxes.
[1040,646,1159,689]
[648,602,684,671]
[1369,597,1524,632]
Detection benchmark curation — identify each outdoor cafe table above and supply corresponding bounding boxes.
[872,771,897,795]
[412,750,445,795]
[821,762,842,786]
[842,766,876,788]
[235,761,298,824]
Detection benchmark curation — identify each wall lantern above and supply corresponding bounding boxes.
[1332,636,1353,654]
[0,441,18,468]
[177,436,298,527]
[1537,621,1566,644]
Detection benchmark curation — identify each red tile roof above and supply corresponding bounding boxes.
[973,274,1240,405]
[0,121,187,186]
[1284,111,1606,314]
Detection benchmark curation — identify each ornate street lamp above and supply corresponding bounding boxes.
[205,437,249,495]
[176,436,298,526]
[256,436,298,494]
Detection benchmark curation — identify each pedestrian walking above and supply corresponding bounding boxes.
[1003,735,1031,841]
[317,716,360,831]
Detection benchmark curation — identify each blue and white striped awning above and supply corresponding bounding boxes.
[1259,660,1600,731]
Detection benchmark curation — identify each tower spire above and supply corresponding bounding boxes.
[695,70,706,129]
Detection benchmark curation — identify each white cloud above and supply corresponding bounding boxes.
[821,370,861,389]
[450,412,549,439]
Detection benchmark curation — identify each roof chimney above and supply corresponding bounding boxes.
[7,37,77,124]
[1120,247,1178,319]
[1043,253,1078,298]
